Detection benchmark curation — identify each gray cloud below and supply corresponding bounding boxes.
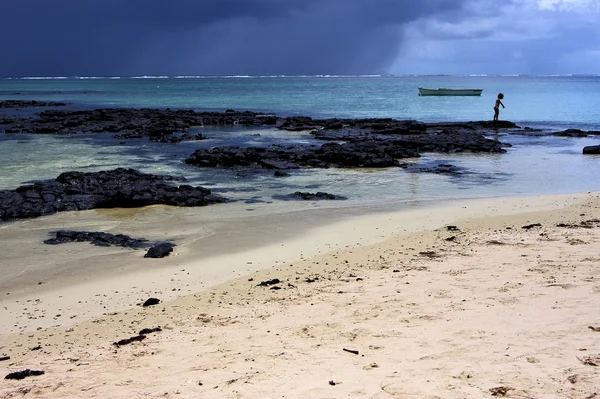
[390,0,600,75]
[0,0,467,76]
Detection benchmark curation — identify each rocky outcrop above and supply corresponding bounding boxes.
[406,163,463,175]
[185,129,505,171]
[276,192,347,201]
[142,298,161,307]
[278,117,427,134]
[553,129,600,137]
[1,108,276,143]
[185,142,414,169]
[1,105,512,174]
[44,230,177,258]
[45,230,152,248]
[0,168,226,221]
[583,145,600,154]
[0,105,520,148]
[382,131,507,153]
[144,243,176,258]
[0,100,67,108]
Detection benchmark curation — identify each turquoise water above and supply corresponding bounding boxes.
[1,75,599,128]
[1,76,599,206]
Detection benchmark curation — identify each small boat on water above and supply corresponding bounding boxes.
[418,87,483,96]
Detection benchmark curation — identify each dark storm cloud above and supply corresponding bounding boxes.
[0,0,467,76]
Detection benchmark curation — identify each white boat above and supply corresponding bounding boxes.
[418,87,483,96]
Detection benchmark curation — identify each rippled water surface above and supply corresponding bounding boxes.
[1,75,599,208]
[1,75,600,127]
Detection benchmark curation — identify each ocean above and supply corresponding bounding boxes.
[1,75,599,209]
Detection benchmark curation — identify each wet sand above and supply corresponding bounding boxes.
[1,192,599,398]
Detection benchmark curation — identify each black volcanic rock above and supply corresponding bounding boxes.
[183,114,507,172]
[185,141,417,170]
[406,163,463,175]
[5,369,45,380]
[0,106,519,150]
[1,104,516,154]
[44,230,151,248]
[469,120,518,129]
[583,145,600,154]
[279,192,347,201]
[185,129,504,171]
[144,243,176,258]
[388,131,508,153]
[1,107,277,142]
[279,117,427,134]
[44,230,177,259]
[0,168,226,222]
[0,100,67,108]
[142,298,161,307]
[1,105,514,178]
[553,129,600,137]
[553,129,589,137]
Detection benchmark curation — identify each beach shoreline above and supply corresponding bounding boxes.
[1,191,599,397]
[0,192,588,333]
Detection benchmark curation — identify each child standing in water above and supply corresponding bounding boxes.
[493,93,505,122]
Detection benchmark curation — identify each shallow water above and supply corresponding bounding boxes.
[1,128,599,211]
[1,75,599,215]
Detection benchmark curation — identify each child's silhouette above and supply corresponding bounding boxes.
[494,93,505,122]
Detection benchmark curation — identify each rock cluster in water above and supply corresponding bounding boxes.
[275,192,348,201]
[0,105,515,169]
[186,142,420,169]
[552,129,600,137]
[0,168,226,222]
[583,145,600,154]
[186,119,509,170]
[0,105,513,150]
[0,100,67,108]
[1,107,276,142]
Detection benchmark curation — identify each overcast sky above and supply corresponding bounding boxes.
[0,0,598,76]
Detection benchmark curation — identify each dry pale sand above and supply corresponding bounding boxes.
[1,192,600,398]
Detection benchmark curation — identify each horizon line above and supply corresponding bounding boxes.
[1,73,599,80]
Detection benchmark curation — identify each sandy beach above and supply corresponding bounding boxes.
[1,192,600,398]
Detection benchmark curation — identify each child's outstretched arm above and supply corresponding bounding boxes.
[500,101,505,108]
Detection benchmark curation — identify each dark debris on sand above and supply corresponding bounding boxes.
[114,326,162,347]
[139,327,162,335]
[5,369,45,380]
[113,335,146,347]
[257,279,281,287]
[45,230,151,249]
[142,298,161,307]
